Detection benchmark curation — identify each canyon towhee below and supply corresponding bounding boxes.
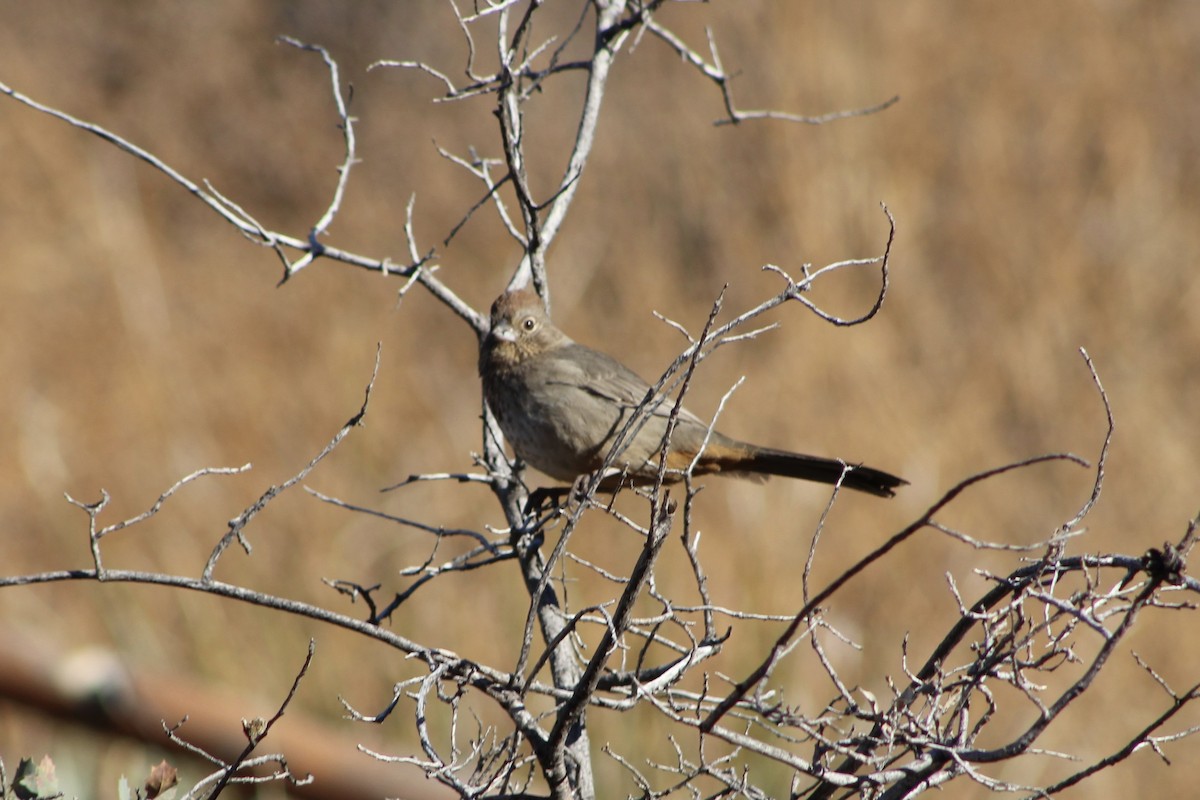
[479,289,906,498]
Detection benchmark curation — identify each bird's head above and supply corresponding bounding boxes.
[481,289,567,368]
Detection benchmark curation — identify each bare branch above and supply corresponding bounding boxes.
[203,347,380,580]
[641,18,899,127]
[275,37,360,282]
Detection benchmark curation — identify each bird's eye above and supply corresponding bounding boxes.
[521,316,537,332]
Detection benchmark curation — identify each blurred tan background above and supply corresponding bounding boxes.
[1,1,1198,797]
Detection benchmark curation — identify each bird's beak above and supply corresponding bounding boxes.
[488,321,517,344]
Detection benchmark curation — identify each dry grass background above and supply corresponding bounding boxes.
[1,1,1198,797]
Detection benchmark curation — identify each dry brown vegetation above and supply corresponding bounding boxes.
[1,2,1198,798]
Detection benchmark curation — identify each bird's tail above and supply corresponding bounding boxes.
[717,445,906,498]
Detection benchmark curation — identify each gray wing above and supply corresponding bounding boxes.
[547,343,707,426]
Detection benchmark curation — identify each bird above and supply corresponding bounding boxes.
[478,289,905,498]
